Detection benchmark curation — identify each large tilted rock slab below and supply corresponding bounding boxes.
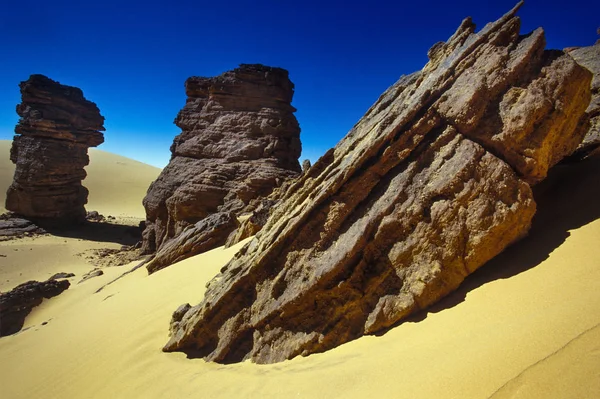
[5,75,105,225]
[164,3,592,364]
[568,42,600,158]
[142,64,301,273]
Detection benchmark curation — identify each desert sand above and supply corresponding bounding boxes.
[0,139,161,291]
[0,141,599,398]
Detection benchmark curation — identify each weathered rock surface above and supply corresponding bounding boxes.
[78,269,104,284]
[568,43,600,158]
[225,172,304,248]
[224,200,276,247]
[163,3,592,364]
[146,212,238,273]
[5,74,105,225]
[77,246,143,268]
[0,213,46,241]
[141,64,301,271]
[48,272,75,281]
[0,279,70,336]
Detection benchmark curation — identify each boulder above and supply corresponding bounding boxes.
[225,172,304,248]
[301,159,312,173]
[48,272,75,280]
[78,269,104,284]
[5,75,105,225]
[163,3,592,364]
[141,64,301,270]
[0,279,70,336]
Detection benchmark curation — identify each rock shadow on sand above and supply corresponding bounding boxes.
[43,221,142,246]
[397,156,600,327]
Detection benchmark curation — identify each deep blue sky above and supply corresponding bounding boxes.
[1,0,598,168]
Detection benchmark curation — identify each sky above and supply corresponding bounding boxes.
[0,0,598,168]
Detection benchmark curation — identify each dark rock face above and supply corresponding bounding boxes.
[146,212,239,274]
[142,64,301,270]
[301,159,312,173]
[0,279,70,336]
[163,3,592,364]
[78,269,104,284]
[568,43,600,158]
[225,171,303,248]
[5,75,105,225]
[0,213,46,241]
[48,272,75,280]
[225,199,276,248]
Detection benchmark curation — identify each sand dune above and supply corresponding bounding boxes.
[0,150,599,398]
[0,140,161,218]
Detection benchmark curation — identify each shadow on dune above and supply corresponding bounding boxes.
[44,221,142,246]
[402,155,600,325]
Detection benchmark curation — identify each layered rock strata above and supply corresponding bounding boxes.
[146,212,238,274]
[0,278,70,336]
[5,74,105,225]
[164,3,592,364]
[568,42,600,158]
[142,64,301,273]
[0,213,46,240]
[224,199,275,247]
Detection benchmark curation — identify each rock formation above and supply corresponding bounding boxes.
[0,278,70,336]
[567,42,600,158]
[5,75,104,225]
[224,171,303,249]
[142,64,301,273]
[0,213,46,240]
[147,212,238,274]
[163,2,592,364]
[301,159,312,173]
[224,199,275,247]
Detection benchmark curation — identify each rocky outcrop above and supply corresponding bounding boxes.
[224,199,276,247]
[0,213,46,241]
[301,159,312,173]
[567,43,600,158]
[224,171,305,248]
[78,269,104,284]
[5,75,105,225]
[0,279,70,336]
[146,212,238,274]
[163,3,592,364]
[142,64,301,272]
[48,272,75,280]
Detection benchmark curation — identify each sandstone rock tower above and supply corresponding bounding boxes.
[5,74,105,225]
[568,42,600,158]
[142,64,301,272]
